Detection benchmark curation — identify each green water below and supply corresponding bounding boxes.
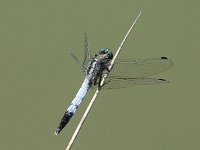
[0,0,199,150]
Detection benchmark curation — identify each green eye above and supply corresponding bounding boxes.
[99,48,113,59]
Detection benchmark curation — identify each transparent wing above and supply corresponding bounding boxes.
[102,78,169,89]
[83,33,91,69]
[70,52,85,71]
[108,57,173,78]
[70,33,91,73]
[102,57,173,89]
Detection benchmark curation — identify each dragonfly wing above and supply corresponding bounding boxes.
[69,33,91,73]
[70,52,85,71]
[108,57,173,78]
[83,33,91,69]
[102,78,169,89]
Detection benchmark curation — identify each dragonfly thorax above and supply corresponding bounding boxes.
[86,50,112,86]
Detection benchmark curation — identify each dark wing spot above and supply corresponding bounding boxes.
[161,57,168,59]
[158,78,166,81]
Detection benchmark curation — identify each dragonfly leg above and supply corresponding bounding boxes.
[106,67,110,72]
[92,75,102,89]
[98,75,102,88]
[101,79,111,88]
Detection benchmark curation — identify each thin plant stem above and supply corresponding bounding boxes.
[65,11,142,150]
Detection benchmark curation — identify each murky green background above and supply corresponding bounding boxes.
[0,0,199,150]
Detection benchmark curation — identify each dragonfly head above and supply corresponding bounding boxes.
[99,48,113,60]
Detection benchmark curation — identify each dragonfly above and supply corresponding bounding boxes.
[54,33,173,135]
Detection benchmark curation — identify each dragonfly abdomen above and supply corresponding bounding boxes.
[55,78,90,135]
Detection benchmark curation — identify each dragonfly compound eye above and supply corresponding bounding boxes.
[99,48,106,54]
[99,48,113,59]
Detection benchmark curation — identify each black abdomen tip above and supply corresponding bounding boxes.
[55,111,74,135]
